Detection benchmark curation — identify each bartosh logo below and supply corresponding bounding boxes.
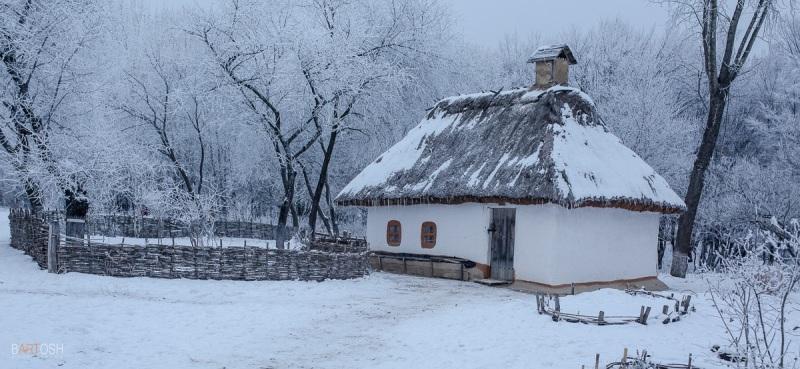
[11,343,64,357]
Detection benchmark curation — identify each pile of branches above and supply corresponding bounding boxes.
[599,350,700,369]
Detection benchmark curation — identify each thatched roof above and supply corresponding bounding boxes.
[336,85,685,214]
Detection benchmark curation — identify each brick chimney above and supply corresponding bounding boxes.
[527,44,577,89]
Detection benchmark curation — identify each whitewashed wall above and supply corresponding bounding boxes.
[366,204,491,264]
[513,205,660,285]
[366,203,660,285]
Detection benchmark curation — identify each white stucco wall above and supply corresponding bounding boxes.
[366,204,491,264]
[513,205,660,285]
[365,203,660,285]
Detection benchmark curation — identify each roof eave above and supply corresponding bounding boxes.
[335,195,684,214]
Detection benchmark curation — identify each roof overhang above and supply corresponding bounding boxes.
[336,195,684,214]
[527,44,578,65]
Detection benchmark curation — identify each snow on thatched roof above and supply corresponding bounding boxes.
[336,85,685,213]
[528,44,577,64]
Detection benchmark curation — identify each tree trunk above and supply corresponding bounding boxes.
[307,129,338,236]
[20,173,44,214]
[671,88,729,277]
[276,160,299,249]
[657,218,667,270]
[324,181,339,236]
[300,165,333,236]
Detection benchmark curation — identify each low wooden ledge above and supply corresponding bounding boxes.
[507,276,667,295]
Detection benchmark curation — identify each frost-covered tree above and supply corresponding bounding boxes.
[0,0,100,215]
[190,0,449,235]
[707,220,800,367]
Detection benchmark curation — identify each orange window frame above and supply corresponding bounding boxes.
[421,221,436,249]
[386,220,402,246]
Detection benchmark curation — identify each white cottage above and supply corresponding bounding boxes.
[336,45,685,289]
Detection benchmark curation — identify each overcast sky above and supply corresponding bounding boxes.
[438,0,670,45]
[141,0,671,46]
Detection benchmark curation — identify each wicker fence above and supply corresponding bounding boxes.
[8,209,369,281]
[86,215,297,240]
[8,209,50,269]
[55,244,368,281]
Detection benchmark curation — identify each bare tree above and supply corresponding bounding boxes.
[707,220,800,367]
[190,2,322,234]
[298,0,447,235]
[119,55,197,198]
[117,51,222,244]
[668,0,776,277]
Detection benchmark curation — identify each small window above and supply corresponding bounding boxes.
[421,221,436,249]
[386,220,401,246]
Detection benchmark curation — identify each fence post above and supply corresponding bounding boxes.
[65,217,86,247]
[275,227,285,250]
[47,220,60,273]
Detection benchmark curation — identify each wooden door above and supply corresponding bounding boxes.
[489,208,516,281]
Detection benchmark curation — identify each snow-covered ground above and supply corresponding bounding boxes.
[0,207,740,368]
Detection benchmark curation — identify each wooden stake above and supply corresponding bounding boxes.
[622,348,628,365]
[641,306,651,325]
[535,294,541,313]
[594,353,599,369]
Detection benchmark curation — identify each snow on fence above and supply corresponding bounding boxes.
[308,233,369,254]
[8,209,369,281]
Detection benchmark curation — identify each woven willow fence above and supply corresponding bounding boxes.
[8,209,51,269]
[86,214,297,240]
[8,209,369,281]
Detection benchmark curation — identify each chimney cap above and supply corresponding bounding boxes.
[527,44,577,65]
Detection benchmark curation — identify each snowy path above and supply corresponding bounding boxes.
[0,207,730,369]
